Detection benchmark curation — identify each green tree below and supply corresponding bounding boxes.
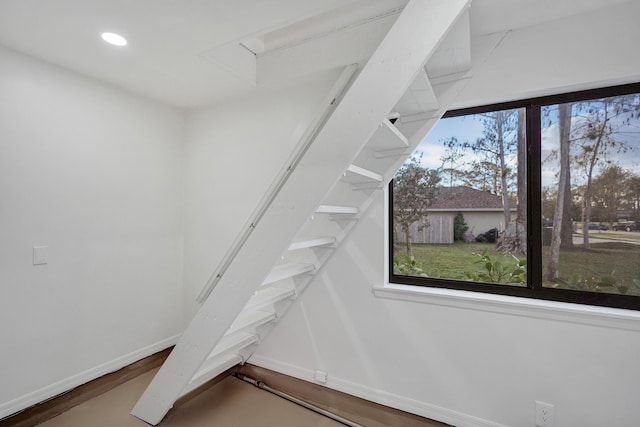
[444,110,526,254]
[590,165,631,223]
[542,188,557,222]
[546,102,572,281]
[439,142,465,187]
[572,94,639,249]
[459,160,514,195]
[445,110,519,226]
[497,108,527,255]
[393,155,441,255]
[626,175,640,220]
[453,211,469,241]
[475,110,518,228]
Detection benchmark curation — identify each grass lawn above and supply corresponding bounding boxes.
[395,240,640,295]
[395,242,524,284]
[542,242,640,295]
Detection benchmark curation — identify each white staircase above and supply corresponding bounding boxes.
[132,0,473,424]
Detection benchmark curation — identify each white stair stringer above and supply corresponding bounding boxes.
[131,1,472,424]
[284,67,476,298]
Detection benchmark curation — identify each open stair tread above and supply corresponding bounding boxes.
[245,285,295,311]
[262,263,315,286]
[316,205,359,215]
[373,147,412,159]
[342,164,384,184]
[288,237,336,251]
[209,332,258,360]
[367,119,409,152]
[183,352,243,398]
[228,310,276,334]
[183,334,258,396]
[392,67,439,117]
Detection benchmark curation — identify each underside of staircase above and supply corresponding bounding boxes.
[132,0,473,424]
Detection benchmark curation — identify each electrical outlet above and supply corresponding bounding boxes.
[314,370,328,383]
[535,401,554,427]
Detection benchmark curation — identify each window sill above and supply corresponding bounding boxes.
[374,283,640,331]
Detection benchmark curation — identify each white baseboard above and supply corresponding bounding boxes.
[0,334,180,421]
[248,354,508,427]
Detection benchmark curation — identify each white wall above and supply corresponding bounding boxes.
[181,70,343,320]
[3,1,639,424]
[455,0,640,109]
[251,3,640,427]
[0,45,184,417]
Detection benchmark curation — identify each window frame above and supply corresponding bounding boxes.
[388,81,640,311]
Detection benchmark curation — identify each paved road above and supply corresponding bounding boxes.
[572,230,640,246]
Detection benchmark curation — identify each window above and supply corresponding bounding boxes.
[389,82,640,310]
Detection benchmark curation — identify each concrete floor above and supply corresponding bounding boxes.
[37,368,343,427]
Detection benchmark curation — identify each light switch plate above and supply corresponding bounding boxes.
[33,246,48,265]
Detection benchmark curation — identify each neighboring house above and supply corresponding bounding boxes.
[397,186,517,244]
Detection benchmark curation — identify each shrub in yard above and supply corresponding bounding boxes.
[393,255,428,277]
[461,249,526,285]
[453,211,469,242]
[555,272,640,295]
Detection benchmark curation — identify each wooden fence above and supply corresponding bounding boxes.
[395,214,454,244]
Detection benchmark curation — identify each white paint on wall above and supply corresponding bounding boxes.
[2,0,640,424]
[251,3,640,427]
[0,45,184,416]
[455,0,640,109]
[255,192,640,427]
[181,70,343,321]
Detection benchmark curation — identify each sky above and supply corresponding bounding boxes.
[415,114,484,170]
[408,111,519,190]
[399,101,640,191]
[540,103,640,190]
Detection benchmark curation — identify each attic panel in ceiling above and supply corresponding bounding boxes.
[263,0,408,51]
[0,0,362,108]
[0,0,628,109]
[256,10,400,85]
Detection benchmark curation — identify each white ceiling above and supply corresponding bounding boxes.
[0,0,629,110]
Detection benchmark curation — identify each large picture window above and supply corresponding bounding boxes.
[389,83,640,310]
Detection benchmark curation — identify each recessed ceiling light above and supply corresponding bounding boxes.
[101,32,127,47]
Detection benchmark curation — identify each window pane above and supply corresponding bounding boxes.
[392,108,527,286]
[541,94,640,295]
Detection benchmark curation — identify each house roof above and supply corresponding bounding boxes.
[429,186,516,211]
